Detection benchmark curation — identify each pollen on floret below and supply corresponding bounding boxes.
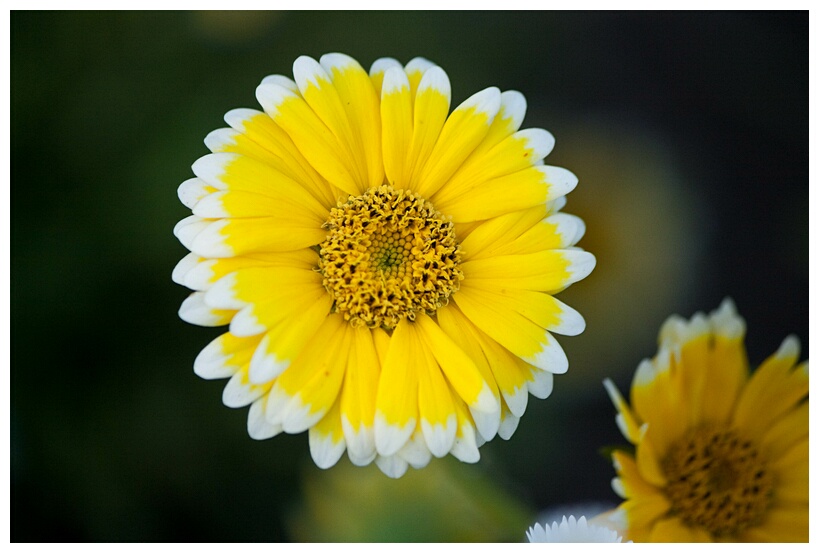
[318,185,463,330]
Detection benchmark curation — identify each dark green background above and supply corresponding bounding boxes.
[11,11,808,542]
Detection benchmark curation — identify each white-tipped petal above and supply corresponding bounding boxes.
[292,55,329,95]
[259,74,299,93]
[224,108,263,132]
[280,396,324,434]
[374,412,416,457]
[470,406,500,442]
[546,297,586,337]
[545,213,586,248]
[190,219,234,258]
[222,370,266,408]
[248,397,282,440]
[710,297,746,339]
[381,65,410,95]
[417,65,450,100]
[319,52,358,74]
[309,426,346,470]
[517,128,555,161]
[542,165,578,198]
[369,57,402,76]
[255,83,300,120]
[375,454,409,479]
[172,252,200,286]
[397,432,433,469]
[461,86,502,120]
[179,292,231,327]
[177,178,213,209]
[527,369,554,399]
[191,153,235,190]
[204,128,239,153]
[450,422,481,464]
[342,417,376,467]
[524,331,569,374]
[248,333,290,384]
[420,415,457,459]
[229,304,267,338]
[501,384,529,418]
[191,190,231,219]
[499,90,527,132]
[182,259,217,291]
[498,411,520,440]
[404,57,436,75]
[203,272,244,310]
[561,249,597,287]
[173,215,210,250]
[193,336,239,380]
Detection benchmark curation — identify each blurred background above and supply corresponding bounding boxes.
[11,11,808,542]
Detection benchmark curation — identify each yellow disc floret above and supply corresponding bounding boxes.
[662,426,773,538]
[318,185,463,329]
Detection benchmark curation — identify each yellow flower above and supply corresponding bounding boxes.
[173,53,594,477]
[603,299,808,541]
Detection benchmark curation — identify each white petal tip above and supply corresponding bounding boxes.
[375,454,409,479]
[309,430,346,470]
[374,413,415,457]
[420,417,456,459]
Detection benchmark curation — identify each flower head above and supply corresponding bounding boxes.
[173,53,594,477]
[527,516,626,543]
[603,299,808,541]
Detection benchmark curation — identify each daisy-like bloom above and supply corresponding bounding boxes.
[527,516,627,543]
[603,299,808,541]
[173,53,594,478]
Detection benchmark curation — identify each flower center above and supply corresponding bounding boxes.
[318,184,463,330]
[662,426,773,537]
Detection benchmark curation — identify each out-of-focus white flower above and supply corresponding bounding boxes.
[527,515,628,543]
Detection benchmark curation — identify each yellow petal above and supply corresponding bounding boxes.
[454,283,567,374]
[256,82,362,197]
[414,313,498,414]
[433,165,576,222]
[368,57,402,96]
[191,216,327,258]
[416,344,457,458]
[741,504,808,542]
[629,352,687,457]
[695,332,748,425]
[374,319,419,456]
[733,336,807,441]
[192,153,329,221]
[181,249,318,291]
[248,295,333,383]
[309,394,346,469]
[414,87,501,198]
[460,249,595,293]
[616,495,671,534]
[293,55,368,188]
[603,378,643,444]
[405,67,450,192]
[221,108,340,208]
[759,402,808,459]
[457,205,548,261]
[340,326,380,464]
[269,314,349,433]
[611,450,662,500]
[635,427,668,487]
[379,66,413,190]
[648,517,712,542]
[320,54,384,189]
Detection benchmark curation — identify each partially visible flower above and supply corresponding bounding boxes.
[526,515,627,543]
[173,53,594,477]
[604,299,808,542]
